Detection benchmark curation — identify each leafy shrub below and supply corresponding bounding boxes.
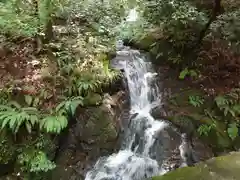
[143,0,207,47]
[188,95,204,107]
[18,150,56,173]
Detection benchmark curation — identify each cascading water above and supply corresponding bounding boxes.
[84,8,192,180]
[85,47,180,180]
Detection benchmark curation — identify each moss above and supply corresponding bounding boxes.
[0,131,16,164]
[130,31,178,65]
[77,106,118,149]
[83,93,103,106]
[165,88,233,152]
[152,152,240,180]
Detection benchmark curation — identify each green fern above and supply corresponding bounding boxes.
[77,79,101,95]
[215,94,240,117]
[188,95,204,107]
[227,123,238,140]
[215,95,230,108]
[67,75,101,96]
[179,68,198,80]
[18,150,56,173]
[0,103,40,133]
[56,96,84,116]
[40,115,67,134]
[197,123,216,136]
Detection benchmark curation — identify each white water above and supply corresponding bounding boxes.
[85,9,189,180]
[85,49,170,180]
[126,8,138,22]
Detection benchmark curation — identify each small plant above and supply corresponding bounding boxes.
[214,90,240,117]
[227,123,239,140]
[197,123,216,136]
[188,95,204,107]
[56,96,84,116]
[40,115,68,134]
[18,150,56,173]
[0,99,72,134]
[67,76,101,97]
[0,102,40,134]
[179,68,198,80]
[24,95,41,107]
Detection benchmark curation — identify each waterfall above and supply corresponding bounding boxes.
[126,8,138,22]
[85,48,176,180]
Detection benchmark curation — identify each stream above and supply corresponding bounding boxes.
[84,45,192,180]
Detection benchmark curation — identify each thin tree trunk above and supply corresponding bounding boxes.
[33,0,43,53]
[44,0,54,42]
[45,17,54,43]
[197,0,223,46]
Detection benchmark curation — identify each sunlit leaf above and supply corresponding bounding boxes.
[227,123,238,140]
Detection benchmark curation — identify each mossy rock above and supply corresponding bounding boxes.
[165,88,233,152]
[83,93,102,106]
[152,151,240,180]
[129,31,177,64]
[76,105,118,149]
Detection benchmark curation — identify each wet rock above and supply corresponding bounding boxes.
[152,151,240,180]
[152,127,182,170]
[83,93,102,106]
[51,91,127,180]
[150,66,214,166]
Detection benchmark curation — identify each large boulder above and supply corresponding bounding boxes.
[152,151,240,180]
[51,91,128,180]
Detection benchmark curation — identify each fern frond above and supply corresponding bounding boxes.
[69,99,83,116]
[55,101,66,112]
[0,111,16,129]
[57,116,68,130]
[14,112,30,133]
[215,96,229,109]
[233,105,240,115]
[29,115,39,126]
[40,115,68,134]
[22,107,39,115]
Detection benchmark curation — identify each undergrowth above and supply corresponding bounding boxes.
[0,0,122,178]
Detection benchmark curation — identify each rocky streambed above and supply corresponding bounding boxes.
[50,46,238,180]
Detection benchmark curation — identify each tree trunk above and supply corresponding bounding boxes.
[33,0,43,53]
[197,0,223,46]
[45,17,54,43]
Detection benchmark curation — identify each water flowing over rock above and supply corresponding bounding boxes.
[51,91,127,180]
[85,47,191,180]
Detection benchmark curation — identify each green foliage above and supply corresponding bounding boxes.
[0,99,72,134]
[18,150,56,173]
[188,95,204,107]
[227,123,238,140]
[56,96,84,116]
[143,0,207,47]
[0,0,69,37]
[0,1,39,36]
[40,115,67,134]
[0,132,16,164]
[67,75,101,97]
[214,89,240,117]
[115,16,150,41]
[0,102,39,134]
[61,0,126,36]
[0,0,128,178]
[179,68,198,79]
[210,10,240,46]
[197,123,216,136]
